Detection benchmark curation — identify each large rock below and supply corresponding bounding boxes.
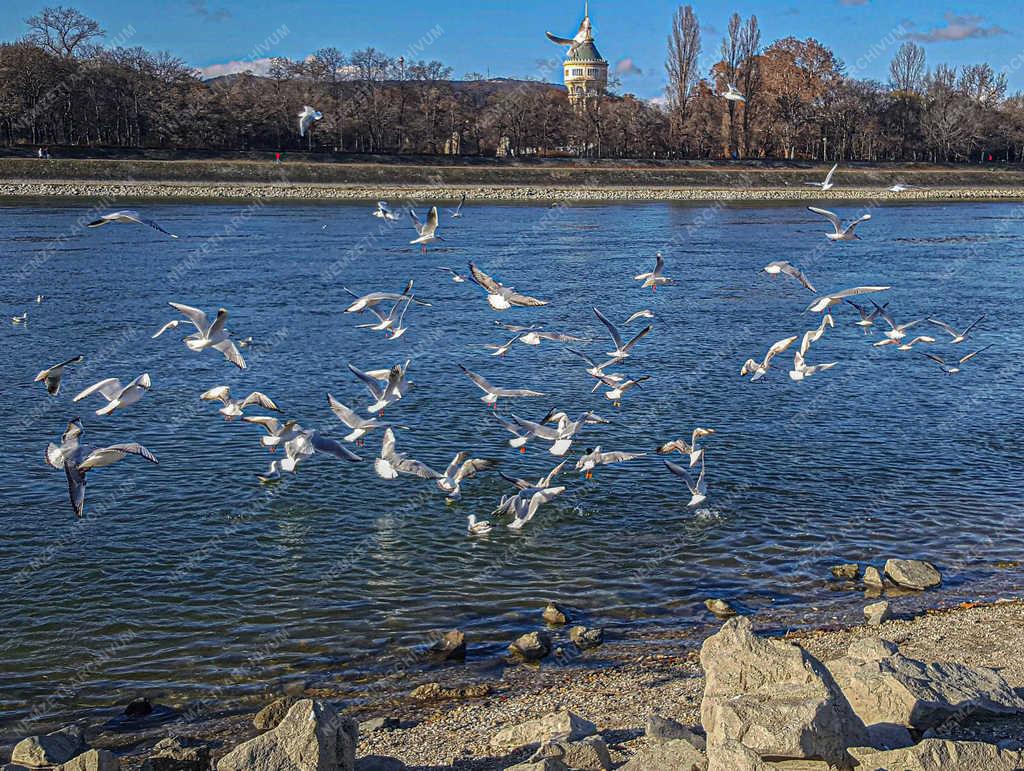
[705,738,770,770]
[620,739,707,770]
[530,737,612,770]
[863,566,885,588]
[141,737,209,770]
[407,682,490,700]
[508,631,552,662]
[699,616,867,768]
[863,600,891,627]
[55,750,120,771]
[253,695,300,730]
[12,725,87,767]
[645,714,705,750]
[506,760,568,771]
[884,559,941,590]
[825,637,1024,732]
[542,603,570,625]
[847,739,1024,770]
[490,710,597,751]
[427,630,466,661]
[217,699,357,771]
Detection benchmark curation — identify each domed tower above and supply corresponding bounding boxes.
[546,2,608,108]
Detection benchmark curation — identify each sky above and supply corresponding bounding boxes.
[3,0,1023,99]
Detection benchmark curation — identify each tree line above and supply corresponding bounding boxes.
[1,4,1022,162]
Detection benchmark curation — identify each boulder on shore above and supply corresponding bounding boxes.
[699,616,867,768]
[863,565,885,588]
[141,736,209,771]
[529,736,612,770]
[825,637,1024,732]
[55,750,120,771]
[568,626,603,650]
[490,710,597,751]
[847,739,1024,770]
[11,725,87,767]
[884,559,941,590]
[619,738,706,770]
[645,714,705,750]
[864,600,891,627]
[427,629,466,661]
[217,698,357,771]
[253,695,300,730]
[508,631,552,662]
[407,682,490,701]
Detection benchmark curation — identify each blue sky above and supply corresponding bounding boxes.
[3,1,1022,99]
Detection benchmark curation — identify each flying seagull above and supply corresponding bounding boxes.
[789,350,838,381]
[46,417,158,517]
[436,452,495,499]
[594,306,651,361]
[298,105,322,137]
[807,206,871,241]
[806,286,890,314]
[73,373,151,416]
[460,365,545,407]
[545,12,591,56]
[447,193,467,219]
[438,266,467,283]
[927,315,985,344]
[664,459,707,508]
[721,83,746,102]
[624,309,654,325]
[805,163,838,192]
[410,206,443,252]
[598,373,650,406]
[921,345,993,375]
[348,361,411,414]
[484,333,523,357]
[373,201,402,221]
[343,281,430,313]
[327,393,407,445]
[741,336,798,381]
[374,428,441,481]
[846,300,889,334]
[762,260,816,292]
[200,386,280,420]
[575,447,646,479]
[152,303,246,369]
[657,427,716,468]
[243,416,305,451]
[281,429,362,472]
[34,355,84,396]
[634,252,674,291]
[469,263,549,310]
[86,210,178,238]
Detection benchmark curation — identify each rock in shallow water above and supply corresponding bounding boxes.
[542,602,570,625]
[703,599,736,618]
[427,629,466,661]
[699,616,867,767]
[217,698,357,771]
[141,736,209,771]
[508,631,552,662]
[490,710,597,751]
[568,626,603,650]
[831,563,860,580]
[825,636,1024,732]
[884,558,941,590]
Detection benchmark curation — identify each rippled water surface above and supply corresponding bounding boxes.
[2,197,1023,729]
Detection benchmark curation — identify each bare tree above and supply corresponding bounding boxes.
[24,6,103,58]
[889,42,925,94]
[720,13,742,156]
[737,15,760,157]
[665,5,700,153]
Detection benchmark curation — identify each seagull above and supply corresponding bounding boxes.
[499,460,567,495]
[281,429,362,471]
[73,373,151,416]
[152,303,246,369]
[35,295,44,304]
[447,193,466,219]
[518,329,587,347]
[200,386,280,420]
[45,417,158,517]
[327,393,407,445]
[598,373,650,406]
[624,310,654,325]
[874,335,934,351]
[575,447,646,479]
[888,183,918,193]
[242,416,305,451]
[346,289,413,340]
[469,263,549,310]
[237,336,255,348]
[348,361,411,414]
[762,260,816,292]
[438,266,467,283]
[565,348,624,387]
[493,411,536,452]
[343,281,430,313]
[846,300,889,334]
[805,163,838,192]
[373,201,402,221]
[741,336,798,381]
[664,459,707,508]
[436,452,495,499]
[86,210,178,238]
[374,428,441,480]
[410,206,443,252]
[799,313,835,356]
[11,312,28,324]
[807,206,871,241]
[921,345,993,375]
[545,14,591,56]
[484,334,523,357]
[508,410,607,457]
[720,83,746,102]
[806,286,890,314]
[298,105,322,137]
[928,315,985,344]
[34,355,84,396]
[467,514,492,535]
[789,350,838,381]
[594,306,651,361]
[505,486,567,530]
[876,307,922,341]
[657,428,716,468]
[257,459,287,484]
[460,365,545,407]
[634,252,674,291]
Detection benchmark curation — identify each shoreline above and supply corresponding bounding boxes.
[5,179,1024,203]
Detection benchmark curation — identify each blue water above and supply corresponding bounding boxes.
[2,197,1023,730]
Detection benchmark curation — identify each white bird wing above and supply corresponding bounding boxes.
[780,262,816,292]
[765,336,799,364]
[807,206,842,233]
[380,428,397,461]
[45,442,66,469]
[456,457,495,482]
[823,163,838,186]
[599,450,646,464]
[118,211,178,238]
[830,286,891,301]
[959,344,993,364]
[622,324,652,352]
[459,365,495,395]
[79,443,158,470]
[545,31,576,45]
[241,392,280,411]
[242,415,282,434]
[168,302,210,332]
[74,378,122,403]
[468,262,503,293]
[327,394,364,428]
[212,339,246,369]
[310,432,362,462]
[593,306,624,350]
[422,206,439,237]
[664,460,698,494]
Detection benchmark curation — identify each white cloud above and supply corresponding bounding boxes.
[196,58,276,79]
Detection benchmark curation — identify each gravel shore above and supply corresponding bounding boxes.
[4,179,1024,203]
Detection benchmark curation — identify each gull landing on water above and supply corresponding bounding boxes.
[657,427,716,468]
[373,201,402,221]
[11,312,27,324]
[469,263,549,310]
[409,206,443,252]
[807,206,871,241]
[664,459,707,508]
[741,336,798,381]
[922,345,993,375]
[298,105,322,137]
[35,355,84,396]
[46,418,158,517]
[634,252,675,291]
[153,303,246,369]
[467,514,492,535]
[436,453,495,499]
[805,163,838,192]
[86,210,178,238]
[762,260,816,292]
[74,373,151,416]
